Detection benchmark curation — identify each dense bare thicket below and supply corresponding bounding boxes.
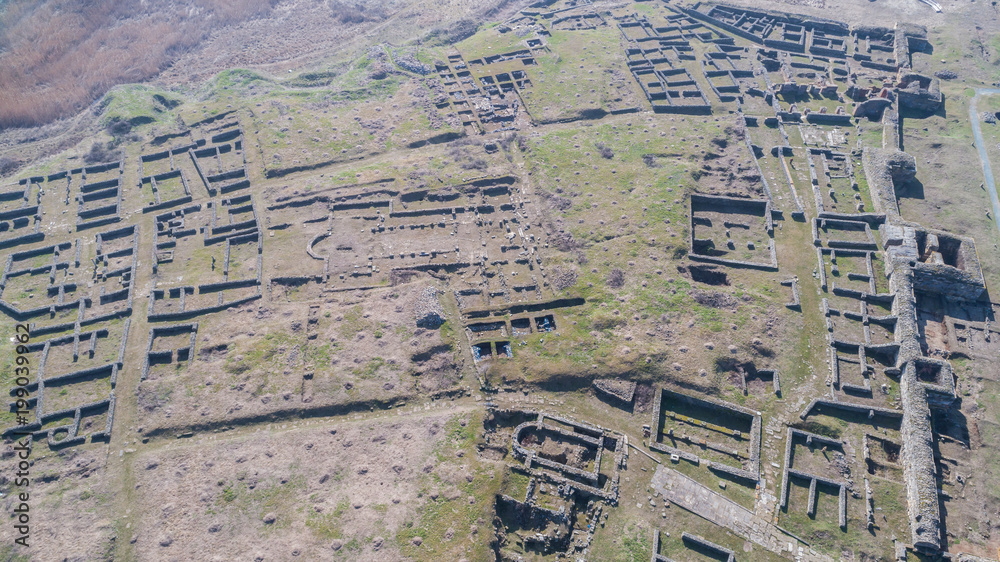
[428,18,480,44]
[0,156,19,176]
[0,0,278,129]
[328,1,387,24]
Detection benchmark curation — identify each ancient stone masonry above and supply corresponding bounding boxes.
[649,466,818,559]
[779,428,849,529]
[415,287,446,329]
[650,387,762,486]
[138,122,247,196]
[507,3,987,557]
[741,368,780,397]
[689,194,777,271]
[489,407,625,558]
[781,277,801,310]
[885,261,942,552]
[494,492,574,554]
[671,0,933,136]
[806,148,875,217]
[188,128,250,197]
[799,398,903,423]
[861,433,905,529]
[759,146,808,220]
[955,554,1000,562]
[0,116,264,454]
[685,3,849,55]
[653,527,752,562]
[813,217,878,250]
[44,160,127,230]
[895,71,942,114]
[140,323,198,381]
[507,410,625,502]
[512,419,604,489]
[0,224,138,327]
[616,9,713,114]
[139,142,201,213]
[3,318,130,447]
[805,97,988,549]
[94,225,139,314]
[701,45,757,103]
[649,529,676,562]
[269,176,522,294]
[265,173,581,368]
[592,378,637,406]
[740,117,780,204]
[429,47,538,135]
[876,205,988,553]
[811,204,909,411]
[901,225,986,301]
[148,194,263,321]
[0,242,78,320]
[682,532,736,562]
[0,178,44,249]
[552,11,605,31]
[861,147,915,218]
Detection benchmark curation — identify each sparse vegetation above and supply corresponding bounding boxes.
[0,0,279,128]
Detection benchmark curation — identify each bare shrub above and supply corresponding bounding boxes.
[105,117,132,137]
[84,143,116,165]
[460,158,488,171]
[606,268,625,289]
[545,191,572,211]
[429,18,479,44]
[498,132,525,160]
[329,2,387,24]
[550,267,578,291]
[0,156,20,176]
[329,1,366,23]
[595,142,614,159]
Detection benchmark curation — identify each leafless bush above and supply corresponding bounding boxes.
[84,143,116,165]
[461,158,488,171]
[642,154,660,168]
[105,117,132,138]
[550,266,578,291]
[328,1,386,24]
[429,18,479,44]
[0,156,20,177]
[607,268,625,289]
[595,142,614,159]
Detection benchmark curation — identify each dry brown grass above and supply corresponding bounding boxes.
[0,0,277,129]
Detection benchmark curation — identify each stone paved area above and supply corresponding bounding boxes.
[651,465,833,562]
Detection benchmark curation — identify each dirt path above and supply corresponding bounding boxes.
[969,88,1000,238]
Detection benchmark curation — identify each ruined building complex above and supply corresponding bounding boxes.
[1,0,997,560]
